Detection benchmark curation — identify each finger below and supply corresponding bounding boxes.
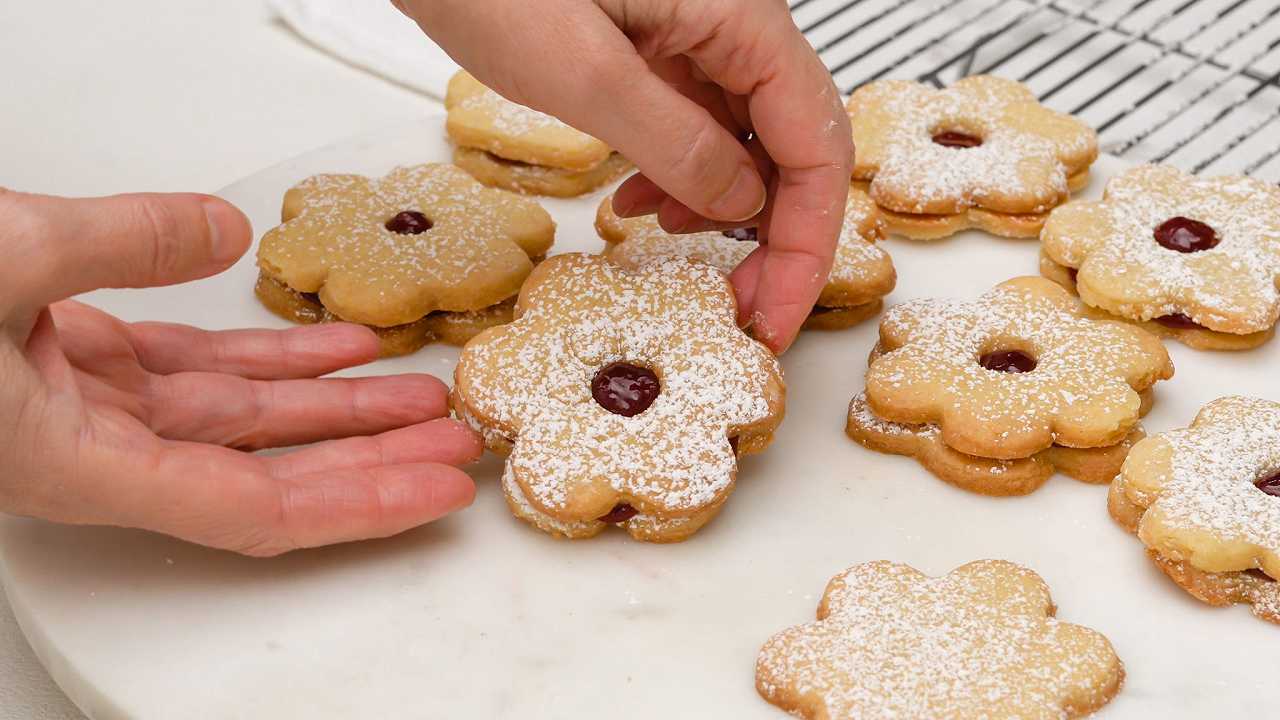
[130,321,380,379]
[612,174,669,218]
[266,419,483,479]
[683,7,853,352]
[145,372,452,449]
[0,191,251,313]
[91,440,475,556]
[522,8,765,222]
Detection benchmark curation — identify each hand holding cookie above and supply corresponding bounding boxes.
[395,0,853,352]
[0,190,482,556]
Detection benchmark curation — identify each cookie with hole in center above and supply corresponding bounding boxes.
[596,186,896,330]
[755,560,1124,719]
[846,76,1097,239]
[255,163,554,356]
[864,277,1173,460]
[452,253,785,542]
[1108,396,1280,624]
[1040,164,1280,348]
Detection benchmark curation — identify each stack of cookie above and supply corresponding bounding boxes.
[445,71,631,198]
[595,186,897,331]
[255,163,554,357]
[845,277,1174,496]
[845,75,1098,240]
[1040,164,1280,351]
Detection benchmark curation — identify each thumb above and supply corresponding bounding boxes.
[0,191,251,312]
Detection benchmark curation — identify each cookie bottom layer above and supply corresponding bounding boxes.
[454,147,632,198]
[855,172,1090,240]
[255,272,514,357]
[1039,253,1275,351]
[500,465,724,543]
[802,300,884,331]
[1107,479,1280,624]
[847,393,1144,496]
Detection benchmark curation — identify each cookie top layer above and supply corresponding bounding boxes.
[1041,164,1280,335]
[865,276,1173,459]
[846,76,1097,216]
[756,560,1123,720]
[1118,395,1280,578]
[596,187,896,308]
[257,164,554,327]
[453,253,785,524]
[445,71,612,171]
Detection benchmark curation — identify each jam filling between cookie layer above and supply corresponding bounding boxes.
[932,131,984,149]
[1245,569,1277,582]
[1153,216,1218,253]
[591,362,661,417]
[598,503,639,524]
[722,228,759,242]
[979,349,1037,374]
[1154,313,1204,330]
[1254,471,1280,498]
[386,210,433,235]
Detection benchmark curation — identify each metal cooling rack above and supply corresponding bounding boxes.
[792,0,1280,181]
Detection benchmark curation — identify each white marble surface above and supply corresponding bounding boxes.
[2,120,1279,717]
[0,2,441,716]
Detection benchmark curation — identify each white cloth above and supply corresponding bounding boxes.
[268,0,459,99]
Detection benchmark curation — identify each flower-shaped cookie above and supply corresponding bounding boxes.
[865,277,1173,459]
[1041,164,1280,338]
[452,253,785,542]
[596,186,896,329]
[445,70,611,172]
[1110,396,1280,622]
[257,163,554,327]
[846,392,1146,496]
[846,76,1097,238]
[755,560,1124,719]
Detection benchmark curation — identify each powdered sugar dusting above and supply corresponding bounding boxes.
[1041,164,1280,333]
[1135,396,1280,575]
[848,76,1096,215]
[866,278,1171,457]
[756,560,1122,719]
[454,254,784,528]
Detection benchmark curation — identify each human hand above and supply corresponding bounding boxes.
[395,0,853,352]
[0,190,482,556]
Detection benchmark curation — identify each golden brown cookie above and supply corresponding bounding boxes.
[255,273,514,357]
[453,146,631,198]
[846,76,1097,239]
[1040,164,1280,343]
[755,560,1124,719]
[865,277,1173,460]
[596,187,896,325]
[452,254,785,543]
[445,70,611,172]
[257,163,554,338]
[846,392,1145,496]
[1108,396,1280,623]
[1039,251,1275,350]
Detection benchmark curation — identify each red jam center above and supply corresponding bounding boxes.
[932,131,983,148]
[1066,267,1079,285]
[722,228,758,242]
[598,503,639,524]
[980,350,1037,374]
[385,210,433,235]
[591,362,660,417]
[1154,313,1202,330]
[1153,217,1218,253]
[1255,471,1280,498]
[1245,569,1277,582]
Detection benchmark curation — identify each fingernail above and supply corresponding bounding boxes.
[714,165,767,223]
[612,196,637,218]
[202,198,250,266]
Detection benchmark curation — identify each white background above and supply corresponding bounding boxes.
[0,2,443,715]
